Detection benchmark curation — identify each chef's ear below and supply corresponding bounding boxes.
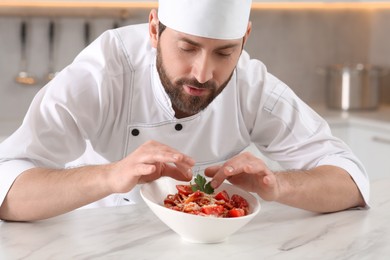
[242,21,252,46]
[149,9,159,48]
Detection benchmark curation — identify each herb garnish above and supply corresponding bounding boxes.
[191,174,214,194]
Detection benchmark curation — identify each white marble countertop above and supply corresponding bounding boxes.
[1,178,389,260]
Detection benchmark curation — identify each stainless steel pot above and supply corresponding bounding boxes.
[325,64,386,110]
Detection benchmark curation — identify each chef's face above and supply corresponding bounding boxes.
[154,24,245,118]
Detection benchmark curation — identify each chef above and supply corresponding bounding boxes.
[0,0,368,221]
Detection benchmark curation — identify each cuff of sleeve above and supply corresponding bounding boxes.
[317,156,370,208]
[0,159,36,205]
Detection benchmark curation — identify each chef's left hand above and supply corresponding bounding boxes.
[204,152,280,202]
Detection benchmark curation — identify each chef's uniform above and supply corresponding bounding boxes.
[0,24,369,208]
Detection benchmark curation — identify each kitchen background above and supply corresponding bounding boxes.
[1,1,390,180]
[1,2,390,133]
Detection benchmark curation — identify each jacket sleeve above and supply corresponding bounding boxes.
[239,59,370,206]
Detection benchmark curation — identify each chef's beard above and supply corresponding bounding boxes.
[156,44,233,117]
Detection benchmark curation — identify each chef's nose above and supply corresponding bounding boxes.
[192,53,214,84]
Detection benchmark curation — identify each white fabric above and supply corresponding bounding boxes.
[0,23,369,208]
[158,0,252,39]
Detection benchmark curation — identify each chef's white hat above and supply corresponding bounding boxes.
[158,0,252,40]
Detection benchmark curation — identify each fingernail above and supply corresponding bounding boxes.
[225,166,234,173]
[187,168,193,178]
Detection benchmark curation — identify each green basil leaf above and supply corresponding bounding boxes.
[204,182,214,195]
[190,174,214,194]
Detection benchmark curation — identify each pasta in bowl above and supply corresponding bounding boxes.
[140,176,261,243]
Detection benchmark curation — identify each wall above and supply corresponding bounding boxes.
[0,8,390,134]
[370,10,390,104]
[0,9,150,135]
[248,9,390,106]
[246,9,372,104]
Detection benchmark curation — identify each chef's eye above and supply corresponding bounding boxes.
[217,52,232,57]
[178,43,197,53]
[215,49,235,58]
[180,47,196,53]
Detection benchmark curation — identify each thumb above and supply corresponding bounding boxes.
[263,175,275,187]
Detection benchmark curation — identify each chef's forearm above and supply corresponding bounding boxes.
[0,166,113,221]
[274,165,365,213]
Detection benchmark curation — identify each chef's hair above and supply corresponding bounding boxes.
[158,22,166,37]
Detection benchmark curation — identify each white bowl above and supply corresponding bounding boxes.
[140,177,261,243]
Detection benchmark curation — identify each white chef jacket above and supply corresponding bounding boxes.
[0,24,369,209]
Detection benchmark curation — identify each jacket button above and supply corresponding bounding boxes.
[131,129,140,136]
[175,124,183,131]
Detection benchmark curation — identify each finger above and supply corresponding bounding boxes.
[224,163,255,176]
[143,142,194,163]
[154,148,195,169]
[147,152,184,164]
[161,164,193,181]
[174,153,196,166]
[209,166,230,189]
[204,165,221,178]
[208,156,246,188]
[172,154,195,175]
[137,141,196,172]
[138,151,193,172]
[209,159,269,189]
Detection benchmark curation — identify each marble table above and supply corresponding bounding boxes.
[1,178,389,260]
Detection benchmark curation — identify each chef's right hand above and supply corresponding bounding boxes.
[107,140,194,193]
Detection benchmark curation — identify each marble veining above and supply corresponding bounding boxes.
[1,178,390,260]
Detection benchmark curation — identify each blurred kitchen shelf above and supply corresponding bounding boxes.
[3,1,390,18]
[0,1,158,18]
